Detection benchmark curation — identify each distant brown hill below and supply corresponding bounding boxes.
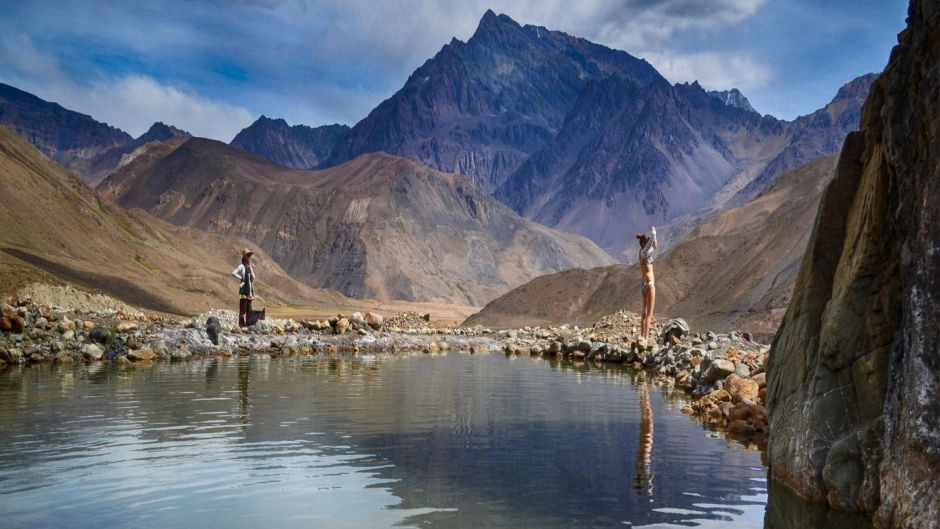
[99,137,616,305]
[0,126,345,316]
[464,154,838,335]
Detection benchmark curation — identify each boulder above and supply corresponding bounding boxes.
[88,326,110,344]
[0,317,11,333]
[115,321,138,333]
[205,316,222,345]
[364,312,384,330]
[724,374,760,402]
[660,318,689,344]
[127,348,154,362]
[334,317,350,334]
[705,359,735,382]
[82,344,104,361]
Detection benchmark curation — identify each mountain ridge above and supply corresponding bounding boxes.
[100,137,617,305]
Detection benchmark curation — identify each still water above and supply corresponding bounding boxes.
[0,353,871,528]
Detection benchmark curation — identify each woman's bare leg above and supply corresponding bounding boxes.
[649,286,656,337]
[641,287,651,340]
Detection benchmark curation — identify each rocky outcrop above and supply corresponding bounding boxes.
[766,2,940,527]
[230,116,349,169]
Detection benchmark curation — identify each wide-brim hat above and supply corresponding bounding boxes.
[242,248,254,259]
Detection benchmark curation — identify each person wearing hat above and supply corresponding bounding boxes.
[232,248,256,328]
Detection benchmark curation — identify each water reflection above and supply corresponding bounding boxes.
[0,355,875,529]
[634,372,655,495]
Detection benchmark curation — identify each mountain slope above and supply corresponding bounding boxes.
[100,137,616,305]
[0,126,341,316]
[465,154,839,334]
[326,9,661,192]
[0,82,132,176]
[230,116,349,169]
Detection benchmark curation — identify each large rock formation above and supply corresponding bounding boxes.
[766,2,939,527]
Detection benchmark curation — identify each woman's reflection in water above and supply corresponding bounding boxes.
[633,372,654,494]
[237,356,252,424]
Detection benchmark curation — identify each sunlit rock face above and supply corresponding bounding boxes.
[766,2,940,527]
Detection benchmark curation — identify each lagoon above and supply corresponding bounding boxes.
[0,353,868,528]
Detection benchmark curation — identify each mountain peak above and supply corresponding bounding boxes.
[137,122,190,144]
[707,88,758,114]
[833,73,878,102]
[474,9,520,35]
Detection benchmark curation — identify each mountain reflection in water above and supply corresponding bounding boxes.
[0,353,872,529]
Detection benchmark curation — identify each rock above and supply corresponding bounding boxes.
[105,338,128,361]
[334,317,349,334]
[205,316,222,345]
[0,303,15,317]
[83,344,104,360]
[707,341,718,350]
[750,372,767,388]
[422,313,431,322]
[127,348,154,361]
[0,317,12,333]
[705,359,736,382]
[363,312,384,330]
[115,321,138,333]
[724,374,760,402]
[768,4,940,522]
[733,363,751,379]
[170,345,192,361]
[660,318,689,344]
[88,326,110,344]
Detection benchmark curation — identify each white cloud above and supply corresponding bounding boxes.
[0,32,254,141]
[84,76,255,141]
[638,50,773,91]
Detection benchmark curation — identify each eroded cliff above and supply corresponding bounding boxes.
[766,2,939,527]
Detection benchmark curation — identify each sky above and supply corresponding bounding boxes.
[0,0,909,142]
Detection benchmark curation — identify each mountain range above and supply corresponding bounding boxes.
[0,126,344,316]
[320,11,873,258]
[98,137,615,305]
[0,10,875,322]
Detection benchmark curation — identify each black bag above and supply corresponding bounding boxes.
[247,307,266,326]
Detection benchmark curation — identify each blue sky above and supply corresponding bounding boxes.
[0,0,909,142]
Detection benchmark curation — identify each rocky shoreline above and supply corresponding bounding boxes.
[1,299,770,446]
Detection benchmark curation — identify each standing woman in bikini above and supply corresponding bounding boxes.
[637,226,657,341]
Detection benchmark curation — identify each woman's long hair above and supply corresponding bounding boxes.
[636,233,650,248]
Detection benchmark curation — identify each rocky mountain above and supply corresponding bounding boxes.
[708,88,757,113]
[99,137,616,305]
[230,116,349,169]
[464,154,839,335]
[73,121,192,186]
[0,126,343,316]
[0,82,132,175]
[320,11,872,258]
[326,9,662,192]
[496,74,872,259]
[767,2,939,526]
